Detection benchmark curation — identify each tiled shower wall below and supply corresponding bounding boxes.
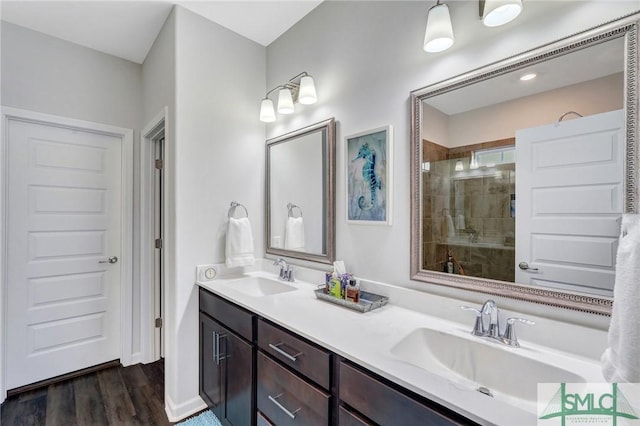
[422,140,515,282]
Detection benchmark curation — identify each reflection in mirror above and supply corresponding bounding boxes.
[411,17,638,314]
[266,118,335,264]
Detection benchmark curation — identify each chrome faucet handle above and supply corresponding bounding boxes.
[481,300,500,338]
[286,266,295,282]
[502,317,535,347]
[461,306,485,336]
[272,258,288,279]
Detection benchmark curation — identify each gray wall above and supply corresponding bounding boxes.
[167,6,266,412]
[1,21,142,131]
[266,1,640,307]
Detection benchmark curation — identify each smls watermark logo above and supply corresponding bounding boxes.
[538,383,640,426]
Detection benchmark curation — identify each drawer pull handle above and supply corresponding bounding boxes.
[268,393,300,419]
[268,342,303,362]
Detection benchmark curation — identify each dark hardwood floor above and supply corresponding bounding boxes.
[1,360,173,426]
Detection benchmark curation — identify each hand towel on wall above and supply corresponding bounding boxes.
[601,214,640,382]
[456,213,466,230]
[445,214,455,238]
[225,217,255,268]
[284,217,305,251]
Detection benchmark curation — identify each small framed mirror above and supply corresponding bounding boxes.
[266,118,336,264]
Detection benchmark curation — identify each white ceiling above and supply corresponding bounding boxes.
[427,37,625,115]
[0,0,324,64]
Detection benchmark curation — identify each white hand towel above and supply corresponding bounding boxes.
[601,214,640,382]
[445,214,455,238]
[456,213,466,230]
[284,217,305,251]
[225,217,255,268]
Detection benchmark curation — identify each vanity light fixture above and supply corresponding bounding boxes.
[423,1,455,53]
[423,0,524,54]
[480,0,523,27]
[259,72,317,122]
[455,159,464,171]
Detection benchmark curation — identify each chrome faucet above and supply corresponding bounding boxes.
[461,299,534,347]
[272,258,295,282]
[481,299,500,338]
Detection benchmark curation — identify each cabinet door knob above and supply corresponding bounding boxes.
[268,342,303,362]
[268,393,300,419]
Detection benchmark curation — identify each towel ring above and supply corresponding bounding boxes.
[228,201,249,219]
[287,203,303,218]
[558,111,583,122]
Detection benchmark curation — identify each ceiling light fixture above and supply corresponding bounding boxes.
[480,0,523,27]
[259,72,317,122]
[423,1,455,53]
[520,72,537,81]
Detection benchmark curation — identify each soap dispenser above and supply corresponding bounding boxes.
[445,253,454,274]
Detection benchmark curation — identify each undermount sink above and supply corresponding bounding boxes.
[223,276,297,297]
[390,327,586,411]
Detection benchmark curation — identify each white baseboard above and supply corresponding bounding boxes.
[165,393,207,422]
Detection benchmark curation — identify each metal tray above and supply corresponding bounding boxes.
[313,287,388,313]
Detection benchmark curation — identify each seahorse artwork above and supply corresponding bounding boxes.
[352,142,381,210]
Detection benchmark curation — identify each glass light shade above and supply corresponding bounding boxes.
[298,76,317,105]
[423,3,454,53]
[455,160,464,171]
[482,0,523,27]
[260,98,275,122]
[277,88,294,114]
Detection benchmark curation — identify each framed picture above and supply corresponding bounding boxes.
[346,125,393,225]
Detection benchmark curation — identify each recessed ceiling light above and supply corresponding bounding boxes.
[520,73,537,81]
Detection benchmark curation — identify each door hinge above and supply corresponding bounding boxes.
[155,238,163,249]
[155,318,163,328]
[155,159,163,170]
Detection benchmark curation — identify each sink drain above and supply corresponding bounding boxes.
[477,386,493,397]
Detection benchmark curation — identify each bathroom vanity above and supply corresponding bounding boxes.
[197,265,606,426]
[199,285,472,425]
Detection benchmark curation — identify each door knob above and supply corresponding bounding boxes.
[99,256,118,264]
[518,261,538,271]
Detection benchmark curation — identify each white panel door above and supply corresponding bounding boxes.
[515,109,624,295]
[6,118,122,389]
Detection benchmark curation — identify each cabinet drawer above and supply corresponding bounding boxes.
[339,361,465,426]
[257,352,330,426]
[258,319,330,389]
[199,288,253,341]
[338,406,372,426]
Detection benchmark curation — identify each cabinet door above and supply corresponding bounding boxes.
[200,313,225,421]
[224,329,253,426]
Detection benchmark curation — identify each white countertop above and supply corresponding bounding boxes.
[196,266,605,426]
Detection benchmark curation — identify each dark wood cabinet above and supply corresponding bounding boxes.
[198,286,476,426]
[257,319,331,390]
[257,352,330,426]
[199,289,254,426]
[339,361,473,426]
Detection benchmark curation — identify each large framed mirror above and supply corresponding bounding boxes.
[266,118,336,264]
[411,15,638,315]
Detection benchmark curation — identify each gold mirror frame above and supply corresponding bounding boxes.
[410,15,638,315]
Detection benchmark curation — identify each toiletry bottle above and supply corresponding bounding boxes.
[325,272,333,293]
[330,277,342,298]
[345,279,360,303]
[446,254,454,274]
